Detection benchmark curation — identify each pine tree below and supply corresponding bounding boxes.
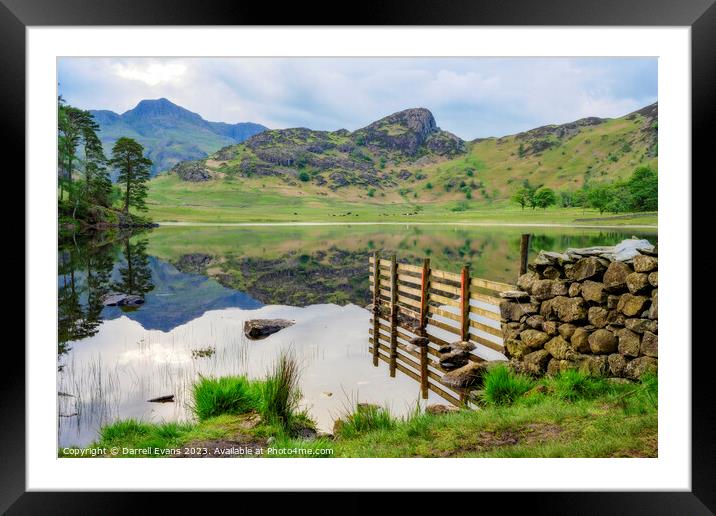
[110,137,153,214]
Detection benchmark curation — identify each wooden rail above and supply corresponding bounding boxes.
[368,254,512,406]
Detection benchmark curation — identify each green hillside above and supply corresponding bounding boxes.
[145,103,657,223]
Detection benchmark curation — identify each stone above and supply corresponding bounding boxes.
[569,327,592,353]
[499,290,530,300]
[501,322,522,340]
[500,301,540,322]
[617,293,649,317]
[617,328,641,357]
[581,280,607,303]
[649,290,658,319]
[505,338,530,359]
[522,349,551,375]
[517,271,540,292]
[243,319,295,339]
[568,282,582,297]
[576,355,609,376]
[450,340,476,352]
[648,271,658,287]
[607,295,621,309]
[625,356,658,380]
[544,335,577,360]
[531,280,557,301]
[439,349,470,370]
[626,272,651,294]
[409,336,429,348]
[542,320,559,335]
[613,239,655,261]
[588,306,610,328]
[540,296,588,323]
[519,329,551,349]
[625,318,658,334]
[565,257,606,282]
[542,266,562,280]
[633,254,658,273]
[608,353,628,377]
[101,292,144,307]
[425,404,460,415]
[640,331,658,357]
[558,323,577,340]
[440,361,500,389]
[606,310,626,327]
[603,262,632,292]
[588,329,618,354]
[547,358,576,376]
[525,315,544,330]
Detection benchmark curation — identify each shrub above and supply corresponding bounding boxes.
[480,365,534,405]
[425,182,433,190]
[367,188,375,197]
[298,171,310,182]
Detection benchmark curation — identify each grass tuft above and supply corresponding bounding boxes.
[547,369,612,401]
[335,404,396,439]
[191,375,262,421]
[480,365,535,405]
[260,350,302,428]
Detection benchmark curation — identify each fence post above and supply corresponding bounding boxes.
[519,233,532,277]
[389,254,398,378]
[460,264,471,342]
[419,258,430,399]
[372,250,381,367]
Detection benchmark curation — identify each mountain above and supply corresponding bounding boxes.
[150,103,658,212]
[90,98,267,175]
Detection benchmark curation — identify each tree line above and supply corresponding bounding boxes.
[58,96,153,220]
[511,165,657,214]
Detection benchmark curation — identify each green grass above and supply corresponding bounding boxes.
[63,368,657,458]
[192,376,263,421]
[259,351,302,428]
[480,365,535,405]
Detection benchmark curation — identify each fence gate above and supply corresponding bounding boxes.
[368,251,514,406]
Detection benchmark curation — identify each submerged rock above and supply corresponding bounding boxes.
[243,318,295,339]
[101,292,144,307]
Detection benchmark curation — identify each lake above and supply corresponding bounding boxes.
[58,224,657,447]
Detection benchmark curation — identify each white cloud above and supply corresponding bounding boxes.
[111,62,187,86]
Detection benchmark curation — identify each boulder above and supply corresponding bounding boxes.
[409,336,429,348]
[531,280,557,301]
[517,271,540,292]
[565,257,606,282]
[547,358,576,376]
[541,296,588,323]
[440,361,500,389]
[588,329,618,354]
[501,322,522,340]
[558,323,577,340]
[533,250,571,266]
[624,318,658,334]
[617,328,641,357]
[649,290,658,319]
[522,349,551,374]
[525,315,544,330]
[425,404,460,415]
[576,355,609,376]
[640,331,658,357]
[449,340,476,352]
[569,327,592,353]
[606,310,626,327]
[544,335,577,360]
[542,320,559,336]
[587,306,610,328]
[625,356,658,380]
[243,319,295,339]
[617,293,649,317]
[581,280,606,303]
[603,262,632,292]
[626,272,651,294]
[101,292,144,307]
[439,349,470,370]
[542,266,562,280]
[500,301,540,322]
[499,290,530,300]
[648,271,658,287]
[633,254,658,273]
[568,282,582,297]
[606,295,621,309]
[608,353,628,377]
[613,239,655,261]
[505,338,530,359]
[519,329,551,349]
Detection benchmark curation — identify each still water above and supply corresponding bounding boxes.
[58,224,657,447]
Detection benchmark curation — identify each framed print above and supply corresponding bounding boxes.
[8,0,714,512]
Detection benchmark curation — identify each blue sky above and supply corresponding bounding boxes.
[58,57,657,140]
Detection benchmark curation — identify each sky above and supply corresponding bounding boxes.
[58,57,657,140]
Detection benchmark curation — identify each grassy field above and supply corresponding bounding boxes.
[146,175,656,225]
[61,357,657,459]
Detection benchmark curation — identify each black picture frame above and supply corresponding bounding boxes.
[7,0,712,513]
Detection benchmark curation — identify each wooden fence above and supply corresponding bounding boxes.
[368,251,515,406]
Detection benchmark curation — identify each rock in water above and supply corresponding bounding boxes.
[101,292,144,307]
[243,319,295,339]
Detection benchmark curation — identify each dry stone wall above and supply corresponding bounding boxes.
[499,239,658,380]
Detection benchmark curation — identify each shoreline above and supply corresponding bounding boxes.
[155,221,658,229]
